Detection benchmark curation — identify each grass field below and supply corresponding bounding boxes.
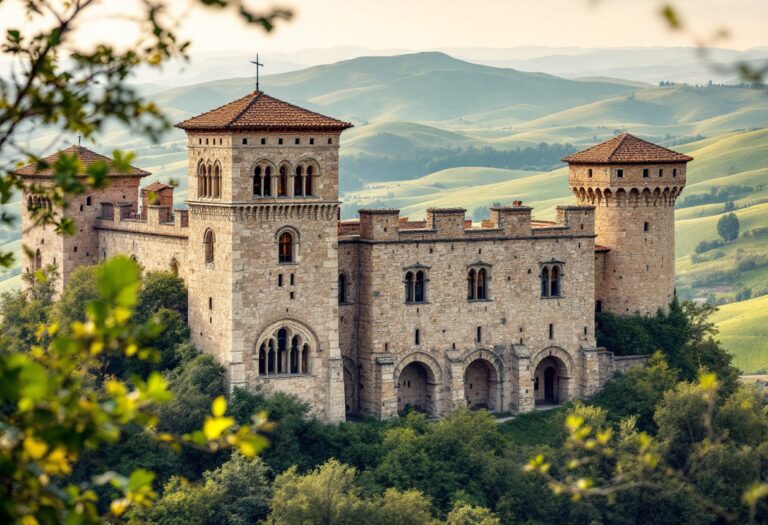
[711,295,768,374]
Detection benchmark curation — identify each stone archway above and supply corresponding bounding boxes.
[533,355,570,406]
[464,359,499,411]
[397,361,436,416]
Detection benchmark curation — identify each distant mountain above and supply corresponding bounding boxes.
[150,52,636,124]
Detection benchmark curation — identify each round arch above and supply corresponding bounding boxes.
[462,348,503,412]
[249,318,319,380]
[394,352,443,416]
[531,346,575,406]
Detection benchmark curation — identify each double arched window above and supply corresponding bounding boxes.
[257,326,310,376]
[27,195,52,212]
[293,161,317,197]
[278,231,294,263]
[253,163,274,197]
[467,267,489,300]
[278,165,289,196]
[540,263,563,298]
[404,269,427,304]
[204,229,215,264]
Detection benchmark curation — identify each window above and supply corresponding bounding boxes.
[587,168,593,178]
[644,222,650,232]
[279,231,294,263]
[338,273,348,303]
[643,168,649,178]
[204,229,215,264]
[264,166,273,196]
[673,168,677,177]
[261,138,266,145]
[415,329,421,345]
[208,297,213,310]
[540,264,563,298]
[295,138,300,145]
[242,138,248,145]
[253,166,263,196]
[86,196,92,206]
[617,169,624,178]
[33,249,42,271]
[596,300,603,313]
[278,166,288,196]
[278,138,284,145]
[294,166,304,196]
[476,326,482,343]
[328,138,333,144]
[309,138,315,145]
[305,165,313,195]
[258,326,311,376]
[467,267,489,300]
[405,269,427,304]
[549,323,554,339]
[278,274,284,287]
[659,168,663,177]
[79,204,83,212]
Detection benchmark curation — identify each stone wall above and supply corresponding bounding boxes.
[339,204,598,419]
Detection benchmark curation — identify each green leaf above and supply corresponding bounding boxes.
[212,395,227,417]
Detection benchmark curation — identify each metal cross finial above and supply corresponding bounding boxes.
[250,54,264,91]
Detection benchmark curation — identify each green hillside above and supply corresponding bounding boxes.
[711,295,768,373]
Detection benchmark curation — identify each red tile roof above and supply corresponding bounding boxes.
[16,145,150,177]
[176,91,353,132]
[562,133,693,164]
[141,182,174,193]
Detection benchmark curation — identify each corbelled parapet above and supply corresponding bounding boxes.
[359,209,401,240]
[490,201,532,236]
[426,208,466,236]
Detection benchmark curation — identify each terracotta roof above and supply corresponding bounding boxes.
[562,133,693,164]
[16,145,150,177]
[176,91,353,132]
[142,182,174,192]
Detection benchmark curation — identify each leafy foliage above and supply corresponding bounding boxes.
[717,212,740,242]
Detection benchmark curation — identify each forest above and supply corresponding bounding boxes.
[2,259,766,524]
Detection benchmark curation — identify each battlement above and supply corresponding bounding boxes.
[346,203,594,241]
[97,201,188,237]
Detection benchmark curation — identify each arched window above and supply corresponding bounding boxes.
[550,266,561,297]
[301,344,309,373]
[278,165,288,196]
[278,231,293,263]
[267,340,276,374]
[305,166,314,196]
[213,163,221,198]
[264,166,273,196]
[294,166,304,196]
[540,266,550,297]
[290,336,300,374]
[338,273,348,304]
[476,268,487,300]
[405,271,414,303]
[467,269,476,299]
[204,229,215,264]
[197,162,205,197]
[414,270,425,303]
[277,328,287,374]
[258,344,266,375]
[254,166,263,196]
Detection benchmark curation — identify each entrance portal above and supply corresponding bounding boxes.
[397,362,433,415]
[464,359,498,411]
[533,355,569,406]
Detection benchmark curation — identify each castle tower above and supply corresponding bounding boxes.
[563,134,691,315]
[16,145,148,292]
[176,91,353,422]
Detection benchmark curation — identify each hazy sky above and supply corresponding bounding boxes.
[0,0,766,54]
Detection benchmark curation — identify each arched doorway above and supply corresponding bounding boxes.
[464,359,498,411]
[533,355,569,406]
[397,361,434,415]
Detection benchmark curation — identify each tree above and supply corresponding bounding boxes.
[0,266,58,348]
[0,257,268,524]
[445,502,501,525]
[717,212,740,242]
[135,271,189,323]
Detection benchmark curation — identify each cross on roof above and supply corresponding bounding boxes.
[250,54,264,91]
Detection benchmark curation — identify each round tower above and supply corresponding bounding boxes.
[563,133,691,316]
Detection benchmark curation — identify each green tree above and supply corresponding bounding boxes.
[0,266,58,348]
[135,271,188,323]
[129,453,271,525]
[445,502,501,525]
[717,212,740,242]
[52,264,100,328]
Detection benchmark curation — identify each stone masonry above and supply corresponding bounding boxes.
[18,93,689,422]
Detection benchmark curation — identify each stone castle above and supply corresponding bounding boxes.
[19,91,691,422]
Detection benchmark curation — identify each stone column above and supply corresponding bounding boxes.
[446,350,466,412]
[579,346,601,397]
[326,356,345,423]
[511,344,534,414]
[375,355,397,419]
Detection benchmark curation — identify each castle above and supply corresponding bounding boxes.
[19,91,691,421]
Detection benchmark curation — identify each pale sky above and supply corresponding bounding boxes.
[0,0,766,55]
